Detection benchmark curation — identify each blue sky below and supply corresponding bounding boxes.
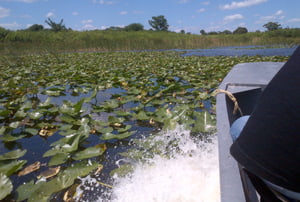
[0,0,300,33]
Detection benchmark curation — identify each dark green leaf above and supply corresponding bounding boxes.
[0,173,13,200]
[117,125,132,133]
[16,180,41,202]
[28,111,43,120]
[72,145,106,160]
[134,111,149,120]
[9,121,20,129]
[0,149,27,160]
[110,164,133,177]
[25,128,38,135]
[0,127,6,135]
[0,160,27,176]
[48,153,69,166]
[60,114,76,123]
[101,131,134,140]
[0,133,27,142]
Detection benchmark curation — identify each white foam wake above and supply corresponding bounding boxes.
[109,126,220,202]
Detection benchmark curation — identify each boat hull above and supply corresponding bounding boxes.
[216,62,285,202]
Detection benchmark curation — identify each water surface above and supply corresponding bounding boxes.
[181,45,297,57]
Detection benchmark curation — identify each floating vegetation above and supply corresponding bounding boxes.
[0,51,289,200]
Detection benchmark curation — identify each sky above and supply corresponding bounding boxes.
[0,0,300,33]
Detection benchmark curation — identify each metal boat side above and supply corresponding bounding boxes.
[216,62,285,202]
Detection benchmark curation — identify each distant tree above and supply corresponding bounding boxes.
[233,27,248,34]
[200,29,206,35]
[27,24,44,31]
[124,23,144,31]
[207,31,218,35]
[221,30,232,35]
[263,22,282,31]
[105,26,123,31]
[45,18,67,32]
[148,15,169,31]
[180,29,185,34]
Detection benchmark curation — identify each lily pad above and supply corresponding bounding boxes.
[0,133,27,142]
[0,149,27,160]
[101,131,135,140]
[134,111,149,120]
[9,121,20,129]
[14,110,27,118]
[110,164,134,177]
[0,160,27,176]
[117,125,132,133]
[43,133,81,157]
[28,111,43,120]
[38,97,53,108]
[25,128,39,135]
[0,172,13,200]
[0,126,5,135]
[48,153,69,166]
[16,180,40,202]
[72,144,107,161]
[24,161,100,201]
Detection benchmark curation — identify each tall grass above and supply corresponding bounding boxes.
[1,29,299,55]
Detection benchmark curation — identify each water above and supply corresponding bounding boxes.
[124,45,297,57]
[76,126,220,202]
[180,45,297,57]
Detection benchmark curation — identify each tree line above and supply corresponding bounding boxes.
[0,15,299,37]
[26,15,169,32]
[200,22,285,35]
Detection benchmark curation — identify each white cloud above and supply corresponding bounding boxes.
[178,0,189,3]
[0,6,10,18]
[260,15,276,21]
[100,25,108,30]
[275,10,283,16]
[93,0,115,5]
[224,14,244,21]
[82,19,93,24]
[1,0,39,2]
[197,8,205,12]
[100,25,125,30]
[201,1,210,5]
[119,11,128,15]
[0,22,21,29]
[72,11,79,16]
[239,22,246,27]
[46,12,55,18]
[288,18,300,23]
[255,10,285,24]
[82,24,97,30]
[220,0,267,10]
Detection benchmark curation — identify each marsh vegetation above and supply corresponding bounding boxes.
[0,50,290,200]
